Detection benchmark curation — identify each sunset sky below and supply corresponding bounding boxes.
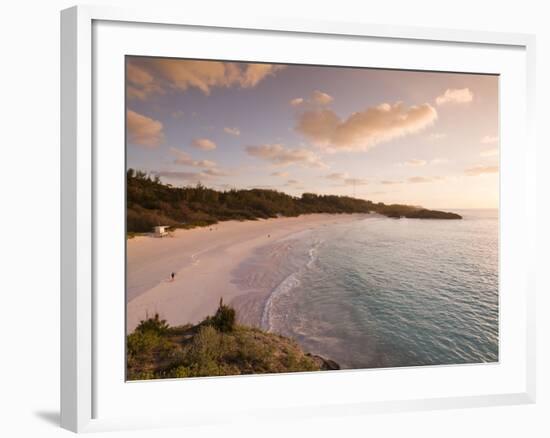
[126,57,499,209]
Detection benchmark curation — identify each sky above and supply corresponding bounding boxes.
[126,56,499,209]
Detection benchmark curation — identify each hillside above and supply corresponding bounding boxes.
[127,300,339,380]
[127,169,462,233]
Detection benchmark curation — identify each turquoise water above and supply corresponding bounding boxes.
[256,210,498,369]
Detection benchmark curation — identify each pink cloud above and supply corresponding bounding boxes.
[126,110,163,147]
[245,144,327,169]
[436,88,474,105]
[296,102,437,152]
[191,138,217,151]
[465,165,499,176]
[127,58,284,99]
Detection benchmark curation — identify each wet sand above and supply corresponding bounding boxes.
[126,214,367,332]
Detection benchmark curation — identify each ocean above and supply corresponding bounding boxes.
[234,209,499,369]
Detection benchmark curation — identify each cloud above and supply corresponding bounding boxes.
[196,160,217,168]
[153,166,230,184]
[170,147,217,168]
[224,127,240,136]
[408,176,431,183]
[271,171,289,178]
[403,159,427,167]
[153,170,212,184]
[284,179,306,190]
[290,97,304,106]
[428,132,447,141]
[400,158,447,166]
[290,91,333,107]
[126,63,163,101]
[325,172,367,186]
[436,88,474,105]
[245,144,328,168]
[325,172,349,180]
[202,168,230,177]
[311,90,334,105]
[127,110,164,147]
[127,58,284,99]
[296,102,437,152]
[480,148,499,157]
[241,63,284,88]
[381,180,402,185]
[407,176,444,183]
[343,177,368,186]
[464,165,499,176]
[191,138,217,150]
[481,135,499,144]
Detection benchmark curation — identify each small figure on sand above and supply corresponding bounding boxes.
[170,272,176,281]
[268,234,270,238]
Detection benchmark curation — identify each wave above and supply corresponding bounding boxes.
[260,239,323,331]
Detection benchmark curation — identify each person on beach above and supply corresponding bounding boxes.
[170,272,175,281]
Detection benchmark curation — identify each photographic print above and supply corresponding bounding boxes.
[125,57,499,380]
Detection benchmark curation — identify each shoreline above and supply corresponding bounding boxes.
[127,213,371,332]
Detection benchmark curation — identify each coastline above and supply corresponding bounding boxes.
[127,213,370,332]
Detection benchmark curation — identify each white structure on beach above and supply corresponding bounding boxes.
[153,225,169,237]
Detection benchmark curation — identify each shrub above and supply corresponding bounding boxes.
[184,325,226,376]
[125,295,327,380]
[168,365,191,378]
[187,325,222,363]
[130,370,156,380]
[209,298,236,333]
[135,313,170,335]
[282,350,318,372]
[127,330,159,357]
[232,333,274,373]
[126,330,164,379]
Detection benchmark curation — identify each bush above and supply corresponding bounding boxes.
[126,297,327,380]
[184,325,225,376]
[232,333,274,373]
[209,298,236,333]
[126,330,165,378]
[167,365,191,378]
[135,313,170,335]
[127,330,160,357]
[130,370,156,380]
[126,314,176,380]
[188,326,222,361]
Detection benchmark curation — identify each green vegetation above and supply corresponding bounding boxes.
[126,302,338,380]
[203,298,237,333]
[127,168,462,233]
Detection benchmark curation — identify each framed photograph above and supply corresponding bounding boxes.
[61,5,536,433]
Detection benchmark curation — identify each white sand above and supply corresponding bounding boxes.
[127,214,366,332]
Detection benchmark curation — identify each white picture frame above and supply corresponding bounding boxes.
[60,4,537,433]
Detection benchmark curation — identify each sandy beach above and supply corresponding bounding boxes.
[127,213,367,332]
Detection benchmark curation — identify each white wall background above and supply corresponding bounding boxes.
[0,1,547,437]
